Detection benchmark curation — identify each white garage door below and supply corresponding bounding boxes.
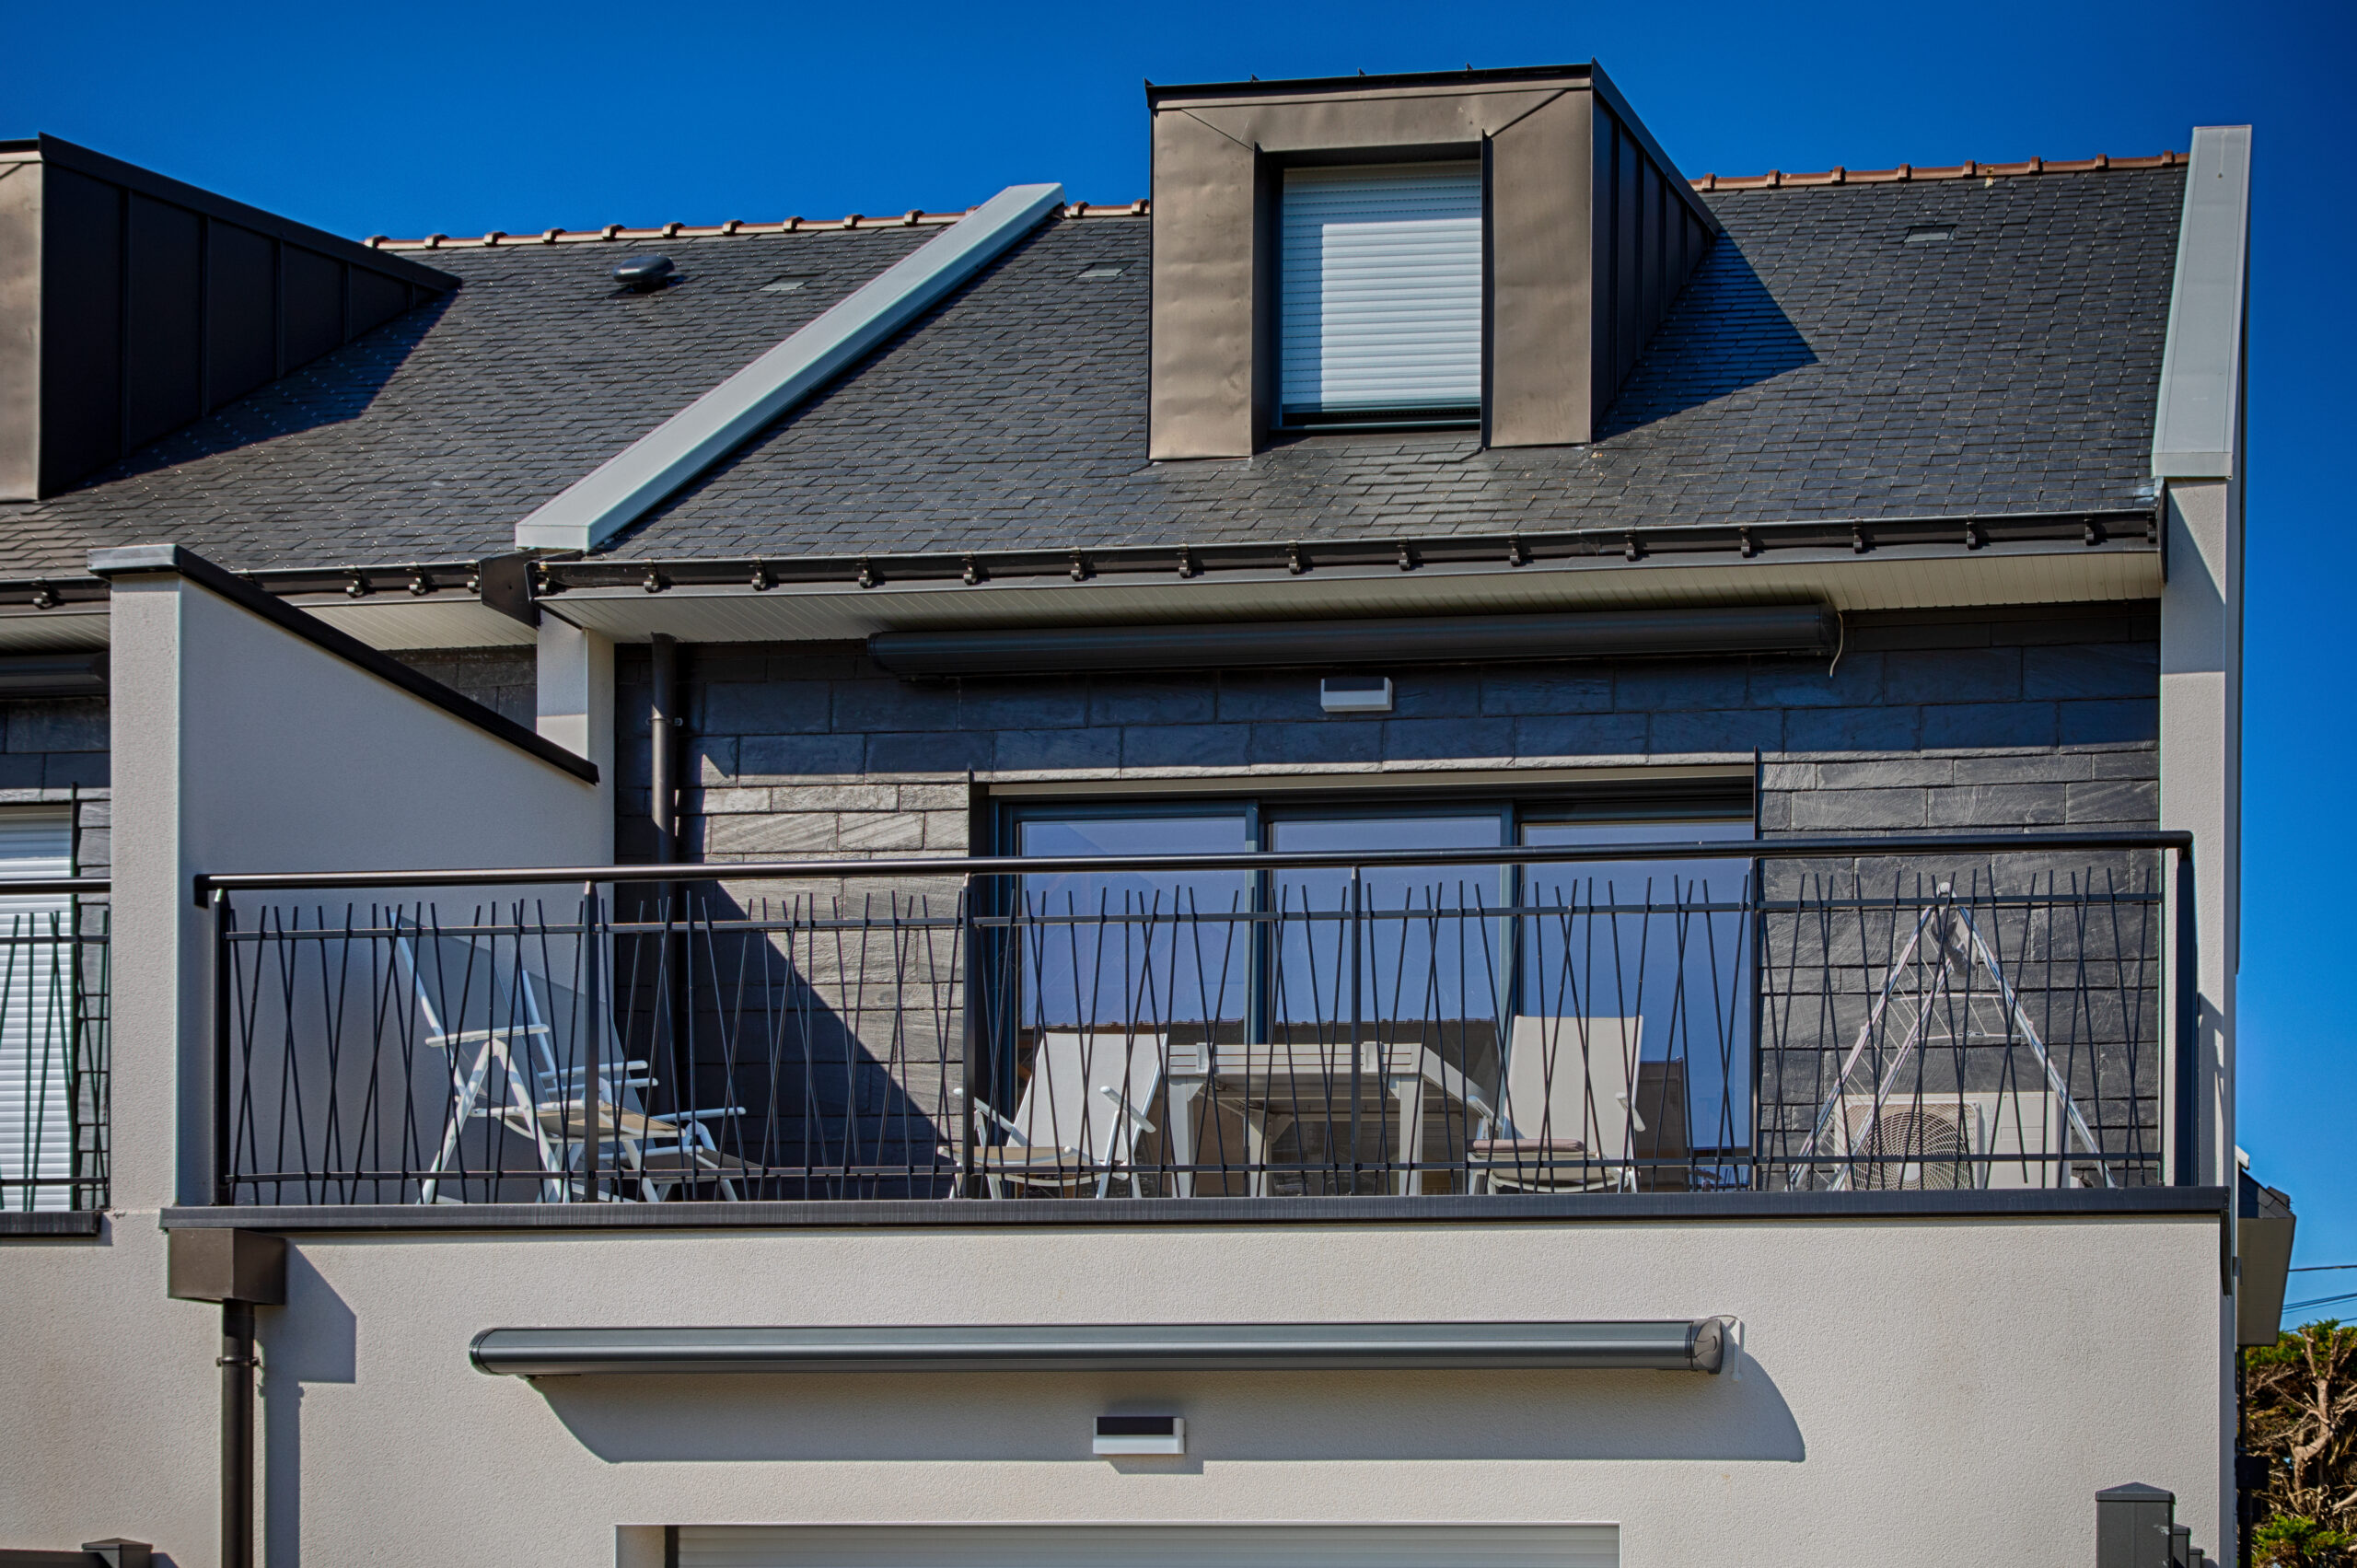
[673,1525,1618,1568]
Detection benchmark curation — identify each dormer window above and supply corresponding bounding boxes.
[1277,163,1483,430]
[1146,64,1716,460]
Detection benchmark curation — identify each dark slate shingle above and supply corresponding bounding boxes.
[0,166,2184,578]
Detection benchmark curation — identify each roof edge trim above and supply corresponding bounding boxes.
[515,181,1066,553]
[1145,62,1593,102]
[2152,125,2250,480]
[27,134,459,292]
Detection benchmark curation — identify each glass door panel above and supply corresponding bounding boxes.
[1262,814,1506,1191]
[1515,819,1753,1187]
[1016,814,1253,1042]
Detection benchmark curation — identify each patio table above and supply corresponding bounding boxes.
[1159,1038,1495,1197]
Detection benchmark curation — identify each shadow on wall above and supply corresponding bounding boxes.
[71,292,455,490]
[618,881,958,1198]
[1596,238,1817,436]
[533,1356,1805,1465]
[261,1249,357,1568]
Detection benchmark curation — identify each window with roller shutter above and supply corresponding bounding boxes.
[0,809,73,1213]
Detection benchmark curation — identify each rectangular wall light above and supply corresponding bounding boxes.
[1320,675,1394,714]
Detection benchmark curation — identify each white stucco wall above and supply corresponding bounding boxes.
[0,567,2235,1567]
[0,1213,2225,1568]
[0,567,608,1559]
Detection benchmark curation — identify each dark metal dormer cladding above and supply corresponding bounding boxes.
[0,134,458,500]
[1145,64,1716,459]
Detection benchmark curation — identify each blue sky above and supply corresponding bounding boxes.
[12,0,2352,1272]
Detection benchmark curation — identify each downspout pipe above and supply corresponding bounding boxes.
[221,1302,257,1568]
[647,634,689,1179]
[166,1230,285,1568]
[648,633,679,865]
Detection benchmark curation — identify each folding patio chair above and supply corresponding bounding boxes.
[967,1028,1166,1198]
[1469,1016,1646,1193]
[401,923,746,1202]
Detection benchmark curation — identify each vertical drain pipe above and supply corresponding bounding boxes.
[167,1230,285,1568]
[647,634,691,1185]
[649,633,679,865]
[221,1300,257,1568]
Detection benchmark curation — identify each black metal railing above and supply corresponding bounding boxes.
[1,881,110,1213]
[202,832,2191,1206]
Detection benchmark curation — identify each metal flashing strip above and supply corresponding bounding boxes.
[470,1318,1729,1376]
[515,182,1066,552]
[87,544,598,786]
[2152,126,2251,480]
[160,1186,2235,1235]
[986,762,1755,798]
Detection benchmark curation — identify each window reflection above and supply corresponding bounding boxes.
[1517,820,1754,1177]
[1016,814,1252,1045]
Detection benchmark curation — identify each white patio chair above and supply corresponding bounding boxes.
[1469,1016,1646,1193]
[967,1028,1166,1198]
[401,925,745,1202]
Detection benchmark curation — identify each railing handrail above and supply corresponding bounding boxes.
[192,830,2192,903]
[0,877,110,896]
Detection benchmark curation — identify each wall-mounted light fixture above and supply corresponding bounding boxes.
[1320,675,1393,714]
[1095,1414,1185,1456]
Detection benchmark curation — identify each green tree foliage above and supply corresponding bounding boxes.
[2253,1516,2357,1568]
[2246,1321,2357,1565]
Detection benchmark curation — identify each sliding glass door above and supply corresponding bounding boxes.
[1001,796,1754,1192]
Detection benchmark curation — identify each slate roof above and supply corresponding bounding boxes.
[0,164,2186,580]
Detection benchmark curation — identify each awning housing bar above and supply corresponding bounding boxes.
[471,1318,1732,1376]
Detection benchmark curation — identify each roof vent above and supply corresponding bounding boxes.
[1903,225,1955,244]
[1078,263,1127,279]
[613,254,678,291]
[761,275,812,293]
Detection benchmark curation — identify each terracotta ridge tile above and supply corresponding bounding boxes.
[368,198,1149,250]
[1689,149,2179,192]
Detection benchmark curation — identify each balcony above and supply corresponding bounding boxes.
[203,831,2190,1211]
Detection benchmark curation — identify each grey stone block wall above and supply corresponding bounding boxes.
[0,698,109,793]
[618,601,2160,862]
[0,696,111,875]
[392,645,539,729]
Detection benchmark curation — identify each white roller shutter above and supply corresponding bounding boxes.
[674,1525,1617,1568]
[1279,163,1483,421]
[0,810,71,1213]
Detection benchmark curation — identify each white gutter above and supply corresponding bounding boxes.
[2152,126,2251,480]
[516,181,1066,552]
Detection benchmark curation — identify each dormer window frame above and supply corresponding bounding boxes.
[1262,149,1490,436]
[1146,64,1720,463]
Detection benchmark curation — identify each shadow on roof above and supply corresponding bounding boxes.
[60,291,456,495]
[1597,237,1817,436]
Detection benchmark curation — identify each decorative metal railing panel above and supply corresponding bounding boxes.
[208,835,2183,1206]
[1,898,110,1213]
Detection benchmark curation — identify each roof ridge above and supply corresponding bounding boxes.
[1692,151,2182,192]
[367,199,1149,253]
[368,147,2186,249]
